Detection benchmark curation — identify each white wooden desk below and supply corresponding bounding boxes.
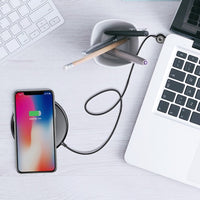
[2,0,200,199]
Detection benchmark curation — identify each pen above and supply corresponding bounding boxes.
[64,38,128,69]
[108,49,148,65]
[83,36,116,55]
[104,30,149,37]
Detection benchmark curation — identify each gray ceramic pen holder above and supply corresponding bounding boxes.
[90,19,139,67]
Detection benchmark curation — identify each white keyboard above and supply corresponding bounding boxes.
[0,0,64,62]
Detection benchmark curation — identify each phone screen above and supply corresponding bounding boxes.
[15,90,56,173]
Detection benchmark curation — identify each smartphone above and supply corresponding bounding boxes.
[14,90,56,173]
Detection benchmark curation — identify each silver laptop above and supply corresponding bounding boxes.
[125,0,200,188]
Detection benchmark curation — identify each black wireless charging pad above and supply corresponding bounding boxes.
[10,102,69,148]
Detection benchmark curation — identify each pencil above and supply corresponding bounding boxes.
[64,38,128,69]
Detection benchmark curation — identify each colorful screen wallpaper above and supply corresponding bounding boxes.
[15,91,56,172]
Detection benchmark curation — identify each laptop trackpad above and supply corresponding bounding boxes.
[187,144,200,184]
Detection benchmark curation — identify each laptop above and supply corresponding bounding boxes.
[125,0,200,188]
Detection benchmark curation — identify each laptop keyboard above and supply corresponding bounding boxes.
[0,0,64,62]
[157,50,200,126]
[188,0,200,26]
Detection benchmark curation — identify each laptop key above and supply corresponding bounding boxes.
[184,62,195,73]
[190,112,200,125]
[165,79,185,93]
[175,94,186,106]
[197,102,200,112]
[0,47,8,60]
[188,19,198,26]
[176,51,187,59]
[173,58,184,69]
[194,0,200,6]
[188,55,198,63]
[184,86,196,97]
[195,66,200,76]
[157,100,169,113]
[189,13,199,21]
[196,78,200,88]
[168,104,180,117]
[169,68,186,82]
[192,6,200,14]
[185,74,197,85]
[186,98,197,110]
[195,90,200,100]
[162,90,176,102]
[179,108,191,121]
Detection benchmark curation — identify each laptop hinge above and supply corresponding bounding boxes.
[192,32,200,50]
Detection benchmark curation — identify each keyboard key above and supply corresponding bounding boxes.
[30,3,53,22]
[0,18,10,29]
[195,90,200,100]
[162,90,175,102]
[188,19,198,26]
[184,62,195,73]
[184,86,196,97]
[6,39,20,52]
[185,74,197,85]
[37,19,47,28]
[0,47,8,60]
[197,78,200,88]
[179,108,191,121]
[165,79,185,93]
[0,30,12,42]
[157,100,169,113]
[18,5,30,16]
[8,11,20,23]
[190,112,200,125]
[173,58,184,69]
[28,0,47,10]
[194,0,200,6]
[192,6,200,14]
[30,30,40,39]
[9,0,21,8]
[39,23,49,32]
[17,32,29,45]
[10,24,21,35]
[188,55,198,63]
[20,18,31,29]
[195,66,200,76]
[168,104,180,117]
[197,103,200,112]
[175,94,187,106]
[0,3,11,15]
[50,16,60,26]
[186,98,197,110]
[176,51,187,59]
[189,13,199,21]
[169,68,186,82]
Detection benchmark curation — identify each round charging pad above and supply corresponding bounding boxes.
[10,102,69,148]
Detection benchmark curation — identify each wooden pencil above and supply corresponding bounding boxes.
[64,38,128,69]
